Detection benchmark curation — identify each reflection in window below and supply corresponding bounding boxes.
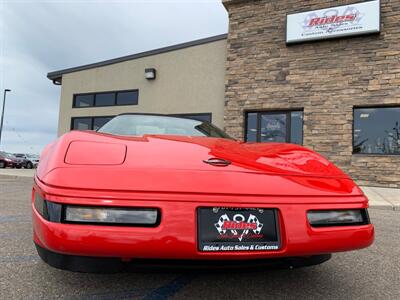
[261,113,286,142]
[93,117,113,131]
[72,118,92,130]
[246,113,257,142]
[116,91,139,105]
[95,93,115,106]
[290,111,303,145]
[245,111,303,144]
[74,95,94,107]
[353,107,400,154]
[71,116,114,131]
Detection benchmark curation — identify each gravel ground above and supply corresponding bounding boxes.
[0,175,399,300]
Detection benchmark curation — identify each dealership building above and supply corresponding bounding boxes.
[48,0,400,188]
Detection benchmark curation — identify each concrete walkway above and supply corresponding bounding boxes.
[0,168,36,178]
[0,169,398,210]
[361,186,400,211]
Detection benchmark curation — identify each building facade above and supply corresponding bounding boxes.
[223,0,400,188]
[48,35,227,134]
[48,0,400,188]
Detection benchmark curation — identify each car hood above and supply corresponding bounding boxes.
[36,131,362,197]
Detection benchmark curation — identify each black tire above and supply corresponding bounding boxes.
[0,161,5,168]
[16,165,22,169]
[26,162,33,169]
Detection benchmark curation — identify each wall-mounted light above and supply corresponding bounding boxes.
[145,68,156,80]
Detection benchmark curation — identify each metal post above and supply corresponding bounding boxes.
[0,89,11,148]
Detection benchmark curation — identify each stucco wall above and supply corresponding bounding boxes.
[58,39,227,134]
[224,0,400,187]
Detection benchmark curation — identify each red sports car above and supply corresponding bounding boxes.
[32,114,374,272]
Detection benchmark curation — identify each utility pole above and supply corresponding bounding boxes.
[0,89,11,148]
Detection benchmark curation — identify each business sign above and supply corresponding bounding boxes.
[286,0,380,44]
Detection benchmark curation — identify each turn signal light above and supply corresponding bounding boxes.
[307,209,370,227]
[34,193,62,222]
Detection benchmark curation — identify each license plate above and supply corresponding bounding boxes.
[198,207,280,252]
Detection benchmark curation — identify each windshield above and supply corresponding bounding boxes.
[97,114,232,139]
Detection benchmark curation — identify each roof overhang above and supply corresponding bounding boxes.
[222,0,261,9]
[47,34,228,85]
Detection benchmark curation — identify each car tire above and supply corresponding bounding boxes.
[0,161,5,168]
[16,165,22,169]
[26,162,33,169]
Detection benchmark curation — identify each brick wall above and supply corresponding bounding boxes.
[223,0,400,187]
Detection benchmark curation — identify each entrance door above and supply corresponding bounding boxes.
[245,110,303,144]
[260,113,287,143]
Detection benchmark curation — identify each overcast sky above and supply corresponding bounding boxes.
[0,0,228,154]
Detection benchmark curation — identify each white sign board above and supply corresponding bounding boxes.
[286,0,380,44]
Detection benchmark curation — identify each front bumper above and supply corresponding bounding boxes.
[32,180,374,260]
[35,243,332,272]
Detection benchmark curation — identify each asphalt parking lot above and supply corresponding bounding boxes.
[1,175,399,300]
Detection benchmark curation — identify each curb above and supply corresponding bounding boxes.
[368,204,398,211]
[0,173,35,179]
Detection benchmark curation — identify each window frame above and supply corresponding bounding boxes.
[71,115,115,131]
[72,89,139,108]
[352,105,400,156]
[244,109,304,143]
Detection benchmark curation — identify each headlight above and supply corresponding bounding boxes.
[64,206,159,226]
[307,209,369,227]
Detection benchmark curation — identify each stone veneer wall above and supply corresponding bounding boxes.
[223,0,400,188]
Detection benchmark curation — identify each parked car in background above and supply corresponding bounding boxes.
[14,153,40,169]
[0,151,24,168]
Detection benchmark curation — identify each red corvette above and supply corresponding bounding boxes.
[32,114,374,272]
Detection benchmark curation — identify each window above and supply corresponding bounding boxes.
[171,113,212,123]
[290,111,303,145]
[73,90,139,108]
[74,94,94,107]
[116,91,139,105]
[72,117,92,130]
[95,93,115,106]
[245,110,303,144]
[353,107,400,155]
[93,117,113,131]
[71,116,114,131]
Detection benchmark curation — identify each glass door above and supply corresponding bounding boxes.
[260,113,287,142]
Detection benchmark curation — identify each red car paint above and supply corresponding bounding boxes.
[32,130,374,260]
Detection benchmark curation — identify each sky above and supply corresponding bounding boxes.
[0,0,228,154]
